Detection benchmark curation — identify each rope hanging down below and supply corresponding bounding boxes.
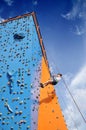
[54,63,86,124]
[46,48,86,124]
[62,77,86,124]
[57,85,79,130]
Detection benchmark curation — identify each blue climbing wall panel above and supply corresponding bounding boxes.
[0,13,42,130]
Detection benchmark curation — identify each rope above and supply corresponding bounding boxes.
[62,77,86,124]
[46,50,86,124]
[57,85,79,130]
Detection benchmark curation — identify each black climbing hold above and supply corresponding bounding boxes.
[14,33,25,40]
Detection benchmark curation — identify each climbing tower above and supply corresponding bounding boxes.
[0,12,68,130]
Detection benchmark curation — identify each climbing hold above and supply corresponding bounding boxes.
[14,33,25,40]
[7,81,11,85]
[19,111,23,115]
[18,120,26,125]
[2,116,6,120]
[23,116,26,119]
[19,101,24,105]
[0,113,2,116]
[12,97,19,102]
[30,84,33,88]
[17,80,21,84]
[10,127,14,130]
[15,111,19,116]
[1,97,4,101]
[13,92,17,95]
[0,74,2,77]
[27,125,30,129]
[4,103,13,113]
[52,109,55,113]
[2,121,5,125]
[11,116,14,120]
[6,122,9,125]
[20,91,24,94]
[20,84,24,87]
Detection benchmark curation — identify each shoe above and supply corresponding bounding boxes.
[40,83,44,88]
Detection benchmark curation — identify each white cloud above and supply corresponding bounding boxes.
[74,25,86,35]
[70,65,86,89]
[64,102,86,130]
[62,0,86,20]
[62,0,86,35]
[64,105,81,129]
[61,3,79,20]
[70,65,86,113]
[32,0,38,6]
[62,65,86,129]
[4,0,13,6]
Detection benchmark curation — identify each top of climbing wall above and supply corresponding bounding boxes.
[0,12,50,72]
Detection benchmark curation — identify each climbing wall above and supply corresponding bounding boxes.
[0,12,42,130]
[0,12,68,130]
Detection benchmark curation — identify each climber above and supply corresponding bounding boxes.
[40,73,62,88]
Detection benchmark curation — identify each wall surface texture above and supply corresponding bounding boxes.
[0,12,68,130]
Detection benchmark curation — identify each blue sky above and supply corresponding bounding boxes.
[0,0,86,129]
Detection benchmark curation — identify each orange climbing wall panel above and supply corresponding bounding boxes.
[38,57,68,130]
